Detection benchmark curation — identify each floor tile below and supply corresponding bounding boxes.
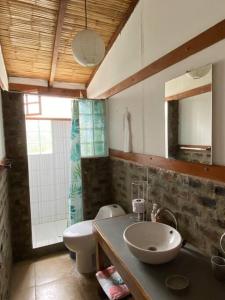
[35,252,74,286]
[10,251,102,300]
[78,275,102,300]
[36,277,83,300]
[10,260,35,292]
[10,287,35,300]
[32,220,67,248]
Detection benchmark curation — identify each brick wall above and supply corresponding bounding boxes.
[2,91,32,261]
[110,157,225,257]
[177,148,212,164]
[82,157,111,220]
[0,170,12,300]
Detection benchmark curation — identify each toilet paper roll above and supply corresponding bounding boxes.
[132,198,145,213]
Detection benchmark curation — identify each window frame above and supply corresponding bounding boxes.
[24,94,42,116]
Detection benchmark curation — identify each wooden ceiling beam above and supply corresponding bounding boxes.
[86,0,140,88]
[9,83,87,98]
[49,0,69,87]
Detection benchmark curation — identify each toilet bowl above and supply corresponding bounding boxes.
[63,204,125,273]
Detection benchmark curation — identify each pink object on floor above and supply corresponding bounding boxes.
[96,265,130,300]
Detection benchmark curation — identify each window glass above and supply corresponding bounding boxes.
[41,96,72,118]
[25,98,107,157]
[24,95,72,119]
[27,94,39,103]
[24,94,41,115]
[28,103,40,114]
[79,100,107,157]
[26,120,52,155]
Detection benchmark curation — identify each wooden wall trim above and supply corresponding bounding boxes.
[94,223,151,300]
[0,158,8,172]
[92,19,225,99]
[109,149,225,184]
[9,83,86,98]
[165,83,212,101]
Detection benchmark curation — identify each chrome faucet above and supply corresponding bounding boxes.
[151,204,178,230]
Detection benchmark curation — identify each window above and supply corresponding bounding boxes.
[39,96,72,119]
[24,94,41,115]
[24,95,72,119]
[79,100,107,157]
[24,95,107,157]
[26,120,52,155]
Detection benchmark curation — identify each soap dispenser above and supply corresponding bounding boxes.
[151,203,158,222]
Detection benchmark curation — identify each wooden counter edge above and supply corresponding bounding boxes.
[93,221,152,300]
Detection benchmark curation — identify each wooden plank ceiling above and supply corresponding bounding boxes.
[0,0,136,86]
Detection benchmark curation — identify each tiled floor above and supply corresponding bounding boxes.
[32,219,67,248]
[9,251,102,300]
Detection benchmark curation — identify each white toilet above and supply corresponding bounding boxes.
[63,204,125,273]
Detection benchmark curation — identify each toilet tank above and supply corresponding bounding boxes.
[95,204,126,220]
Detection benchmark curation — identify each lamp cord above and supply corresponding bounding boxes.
[85,0,87,29]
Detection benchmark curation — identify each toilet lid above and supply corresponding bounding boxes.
[63,220,93,237]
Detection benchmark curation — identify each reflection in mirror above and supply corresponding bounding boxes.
[165,64,212,165]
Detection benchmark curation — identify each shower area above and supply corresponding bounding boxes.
[24,96,107,248]
[25,95,72,248]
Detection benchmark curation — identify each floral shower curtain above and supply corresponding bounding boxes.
[68,99,107,225]
[69,101,83,225]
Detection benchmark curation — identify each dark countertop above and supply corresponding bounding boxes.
[94,214,225,300]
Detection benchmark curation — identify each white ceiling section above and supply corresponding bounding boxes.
[88,1,142,97]
[0,45,8,91]
[0,92,5,160]
[88,0,225,97]
[88,0,225,165]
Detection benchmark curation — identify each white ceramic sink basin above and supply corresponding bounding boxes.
[123,222,182,264]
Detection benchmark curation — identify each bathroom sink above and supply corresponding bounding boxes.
[123,222,182,264]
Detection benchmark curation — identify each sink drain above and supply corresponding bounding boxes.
[147,246,157,251]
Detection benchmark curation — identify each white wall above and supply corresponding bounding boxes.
[178,93,212,146]
[0,45,8,91]
[0,91,5,160]
[88,0,225,165]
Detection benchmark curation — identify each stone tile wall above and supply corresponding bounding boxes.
[110,157,225,257]
[2,91,32,261]
[177,148,212,164]
[82,157,111,220]
[0,169,12,300]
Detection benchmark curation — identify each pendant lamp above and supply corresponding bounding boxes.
[71,0,105,67]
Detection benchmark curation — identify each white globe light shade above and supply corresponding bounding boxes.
[186,64,211,79]
[72,29,105,67]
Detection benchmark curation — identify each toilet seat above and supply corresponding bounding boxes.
[63,220,95,253]
[63,220,93,238]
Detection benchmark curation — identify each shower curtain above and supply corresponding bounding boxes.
[68,99,107,225]
[69,101,83,225]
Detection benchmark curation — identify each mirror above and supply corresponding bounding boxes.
[165,64,212,165]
